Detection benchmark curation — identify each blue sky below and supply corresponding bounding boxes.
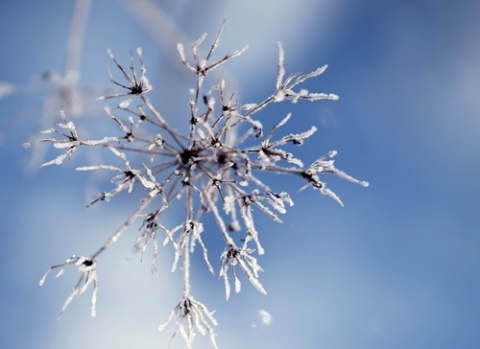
[1,1,479,348]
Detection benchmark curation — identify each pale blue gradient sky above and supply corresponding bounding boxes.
[1,1,479,348]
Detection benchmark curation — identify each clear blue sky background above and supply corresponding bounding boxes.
[1,1,479,348]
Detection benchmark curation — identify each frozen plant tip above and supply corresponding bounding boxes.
[159,296,218,349]
[220,245,266,301]
[39,255,98,317]
[36,23,368,348]
[97,48,152,108]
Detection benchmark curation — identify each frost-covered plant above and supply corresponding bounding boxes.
[32,22,368,348]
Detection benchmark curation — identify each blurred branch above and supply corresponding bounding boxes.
[64,0,92,79]
[117,0,191,69]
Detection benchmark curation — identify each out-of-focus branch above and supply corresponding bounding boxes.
[117,0,191,69]
[64,0,92,83]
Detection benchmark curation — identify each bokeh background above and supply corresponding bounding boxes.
[1,0,479,348]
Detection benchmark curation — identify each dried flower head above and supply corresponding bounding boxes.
[36,23,368,348]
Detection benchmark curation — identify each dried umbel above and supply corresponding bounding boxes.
[35,23,368,348]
